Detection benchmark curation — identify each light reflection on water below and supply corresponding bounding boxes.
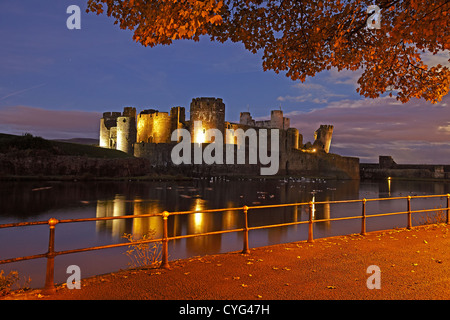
[0,178,449,288]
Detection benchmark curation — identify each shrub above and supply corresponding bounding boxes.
[0,270,19,296]
[413,206,447,226]
[122,230,162,269]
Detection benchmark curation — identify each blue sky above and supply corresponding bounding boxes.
[1,0,449,163]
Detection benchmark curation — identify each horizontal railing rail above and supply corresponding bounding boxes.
[1,194,449,294]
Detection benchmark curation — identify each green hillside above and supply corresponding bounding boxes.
[0,133,132,159]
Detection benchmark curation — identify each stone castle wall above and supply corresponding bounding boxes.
[99,96,359,179]
[0,152,150,178]
[360,156,450,180]
[99,112,121,148]
[134,129,359,179]
[190,97,225,143]
[313,125,333,153]
[137,111,172,144]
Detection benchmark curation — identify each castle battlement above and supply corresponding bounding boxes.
[99,97,337,174]
[122,107,136,118]
[102,111,121,118]
[138,111,169,118]
[96,97,359,177]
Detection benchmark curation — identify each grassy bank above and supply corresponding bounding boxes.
[0,133,131,159]
[0,133,151,178]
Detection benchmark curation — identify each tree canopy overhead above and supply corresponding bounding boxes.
[86,0,450,103]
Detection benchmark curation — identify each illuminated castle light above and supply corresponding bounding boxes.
[98,96,358,178]
[100,97,332,154]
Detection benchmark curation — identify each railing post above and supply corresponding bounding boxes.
[407,196,412,230]
[42,218,58,295]
[361,198,367,235]
[160,211,170,269]
[446,194,450,225]
[242,206,250,254]
[308,202,314,243]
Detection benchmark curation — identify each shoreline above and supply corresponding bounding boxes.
[3,175,450,183]
[0,174,353,182]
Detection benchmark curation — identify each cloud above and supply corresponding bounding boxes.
[277,94,313,103]
[277,78,348,105]
[293,83,327,90]
[421,50,450,68]
[437,122,450,133]
[0,105,101,139]
[285,94,450,164]
[325,68,363,87]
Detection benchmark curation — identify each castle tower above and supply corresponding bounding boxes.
[287,128,300,150]
[170,106,186,143]
[270,110,290,130]
[190,97,225,143]
[117,107,137,154]
[313,125,333,153]
[99,112,120,148]
[239,112,255,126]
[170,106,185,130]
[137,109,156,143]
[270,110,284,129]
[137,109,172,144]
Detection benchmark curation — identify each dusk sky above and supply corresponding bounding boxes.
[1,1,449,164]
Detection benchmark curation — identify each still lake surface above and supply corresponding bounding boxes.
[1,178,449,288]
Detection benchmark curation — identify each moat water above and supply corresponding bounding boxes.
[1,178,449,288]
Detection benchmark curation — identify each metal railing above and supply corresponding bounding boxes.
[1,193,449,294]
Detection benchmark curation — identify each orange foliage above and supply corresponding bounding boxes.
[87,0,450,103]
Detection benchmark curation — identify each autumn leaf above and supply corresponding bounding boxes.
[87,0,450,103]
[208,14,223,24]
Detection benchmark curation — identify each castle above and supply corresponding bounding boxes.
[99,97,359,178]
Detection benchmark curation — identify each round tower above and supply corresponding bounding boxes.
[117,107,137,154]
[190,97,225,143]
[287,127,299,150]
